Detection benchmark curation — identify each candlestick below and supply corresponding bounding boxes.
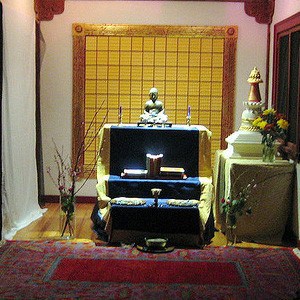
[186,105,191,126]
[118,105,123,125]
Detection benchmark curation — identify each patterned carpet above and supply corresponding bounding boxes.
[0,240,299,299]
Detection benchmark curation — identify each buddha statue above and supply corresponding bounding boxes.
[140,87,168,124]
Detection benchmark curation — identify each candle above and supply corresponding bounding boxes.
[187,105,191,117]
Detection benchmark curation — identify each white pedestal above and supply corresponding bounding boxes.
[224,130,263,158]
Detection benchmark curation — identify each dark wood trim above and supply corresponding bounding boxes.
[34,0,274,24]
[43,195,97,204]
[0,2,3,240]
[36,21,45,207]
[264,24,271,107]
[272,12,300,105]
[34,0,65,21]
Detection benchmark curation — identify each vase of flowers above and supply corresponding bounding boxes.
[59,193,76,239]
[221,183,254,245]
[252,108,289,163]
[262,138,276,162]
[47,143,79,239]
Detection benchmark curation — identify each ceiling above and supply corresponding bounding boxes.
[34,0,275,24]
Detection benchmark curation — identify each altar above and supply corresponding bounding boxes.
[92,124,214,247]
[214,150,296,244]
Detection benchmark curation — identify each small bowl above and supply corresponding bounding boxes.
[145,237,168,249]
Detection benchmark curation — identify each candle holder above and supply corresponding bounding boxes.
[118,106,123,125]
[186,115,191,126]
[151,188,162,208]
[186,105,191,126]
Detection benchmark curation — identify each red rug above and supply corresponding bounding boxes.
[51,258,242,285]
[0,240,299,299]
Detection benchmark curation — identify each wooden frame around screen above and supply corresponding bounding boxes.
[73,24,237,178]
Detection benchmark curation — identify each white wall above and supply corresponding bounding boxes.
[1,0,33,16]
[40,1,269,196]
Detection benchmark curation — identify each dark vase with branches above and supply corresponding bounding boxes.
[47,101,107,238]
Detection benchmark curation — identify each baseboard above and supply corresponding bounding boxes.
[42,195,97,204]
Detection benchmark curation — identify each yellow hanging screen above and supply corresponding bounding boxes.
[73,24,237,178]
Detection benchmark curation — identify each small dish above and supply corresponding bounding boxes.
[144,237,168,249]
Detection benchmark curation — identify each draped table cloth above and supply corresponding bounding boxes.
[214,150,296,244]
[107,198,203,247]
[94,124,214,246]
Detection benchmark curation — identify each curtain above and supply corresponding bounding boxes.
[2,3,44,240]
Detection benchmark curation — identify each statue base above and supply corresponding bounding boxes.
[224,130,264,158]
[137,122,172,127]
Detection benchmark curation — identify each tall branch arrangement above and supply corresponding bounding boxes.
[47,100,107,237]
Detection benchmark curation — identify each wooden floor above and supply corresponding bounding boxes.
[13,203,290,249]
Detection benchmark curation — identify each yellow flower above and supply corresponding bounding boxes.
[262,108,276,116]
[277,118,289,130]
[258,120,267,130]
[252,117,262,127]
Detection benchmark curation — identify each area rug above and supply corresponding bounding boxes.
[0,240,299,299]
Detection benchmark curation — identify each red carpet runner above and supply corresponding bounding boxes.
[51,258,242,285]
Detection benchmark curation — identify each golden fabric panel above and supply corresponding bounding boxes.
[119,81,131,94]
[120,66,131,79]
[108,52,119,65]
[166,37,178,51]
[86,51,96,63]
[154,67,166,80]
[109,37,120,51]
[120,37,131,51]
[97,52,108,65]
[108,66,120,79]
[86,36,97,51]
[178,38,189,52]
[131,52,143,66]
[143,52,154,65]
[155,52,166,66]
[166,67,177,80]
[143,66,154,80]
[155,37,166,52]
[200,82,212,96]
[85,80,96,94]
[166,52,177,66]
[143,37,155,51]
[131,81,142,94]
[85,65,97,79]
[120,52,131,65]
[201,38,213,52]
[97,66,108,79]
[132,37,143,51]
[131,66,143,80]
[189,82,200,95]
[97,37,108,50]
[96,81,107,93]
[201,53,212,67]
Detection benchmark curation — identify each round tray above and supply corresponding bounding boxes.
[136,244,175,253]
